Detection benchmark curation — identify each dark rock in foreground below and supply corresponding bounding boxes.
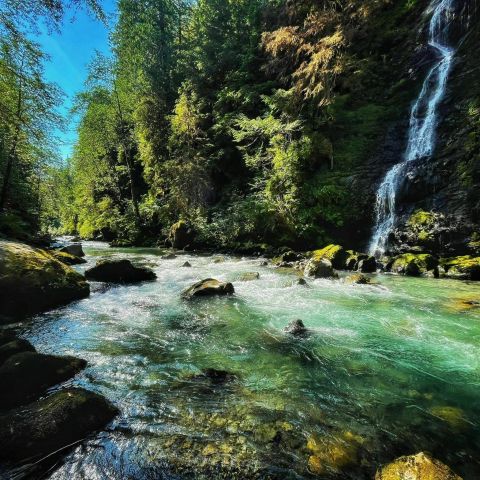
[85,259,156,283]
[60,244,85,257]
[0,338,35,365]
[0,329,16,347]
[0,388,118,463]
[0,352,87,409]
[0,241,90,320]
[182,278,234,298]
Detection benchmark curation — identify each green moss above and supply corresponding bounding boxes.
[311,244,348,269]
[440,256,480,280]
[407,210,436,228]
[391,253,438,276]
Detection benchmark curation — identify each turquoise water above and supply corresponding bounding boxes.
[17,243,480,479]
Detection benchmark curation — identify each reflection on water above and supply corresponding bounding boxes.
[14,242,480,479]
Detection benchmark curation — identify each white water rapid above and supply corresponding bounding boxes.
[369,0,455,257]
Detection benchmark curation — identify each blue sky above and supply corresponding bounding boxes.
[35,0,117,160]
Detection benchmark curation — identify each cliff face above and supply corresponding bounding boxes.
[341,0,479,256]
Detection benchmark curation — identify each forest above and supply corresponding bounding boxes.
[2,0,455,252]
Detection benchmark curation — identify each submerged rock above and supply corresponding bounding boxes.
[169,220,195,249]
[85,259,156,283]
[375,452,462,480]
[284,319,307,336]
[429,405,468,430]
[297,277,308,286]
[304,257,337,279]
[0,338,35,365]
[182,278,234,299]
[51,250,87,265]
[0,240,90,319]
[345,274,371,285]
[189,368,237,386]
[60,243,85,258]
[0,351,87,409]
[0,388,118,462]
[239,272,260,281]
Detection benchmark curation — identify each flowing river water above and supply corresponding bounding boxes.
[12,242,480,479]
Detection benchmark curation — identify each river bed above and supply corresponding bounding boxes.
[14,242,480,479]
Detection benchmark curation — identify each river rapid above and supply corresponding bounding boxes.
[15,242,480,479]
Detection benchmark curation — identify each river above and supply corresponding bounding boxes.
[14,242,480,479]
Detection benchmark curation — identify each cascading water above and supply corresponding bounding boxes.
[369,0,456,257]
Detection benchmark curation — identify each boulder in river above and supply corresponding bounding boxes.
[284,319,307,336]
[304,257,337,279]
[169,220,195,249]
[60,243,85,257]
[0,338,35,365]
[388,253,438,277]
[441,256,480,280]
[189,368,237,386]
[375,452,462,480]
[85,259,156,283]
[182,261,192,268]
[162,253,177,260]
[0,388,118,463]
[358,256,377,273]
[310,245,348,270]
[0,351,87,409]
[0,240,90,319]
[51,250,87,265]
[182,278,234,299]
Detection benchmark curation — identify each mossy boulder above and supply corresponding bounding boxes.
[389,253,439,277]
[441,256,480,280]
[239,272,260,281]
[60,244,85,257]
[182,278,234,299]
[345,250,369,270]
[0,241,90,319]
[85,259,156,283]
[0,351,87,409]
[0,338,35,365]
[0,388,118,462]
[169,220,195,249]
[311,245,349,270]
[375,452,462,480]
[304,257,337,279]
[51,250,87,266]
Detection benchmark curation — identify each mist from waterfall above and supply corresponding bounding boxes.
[368,0,455,257]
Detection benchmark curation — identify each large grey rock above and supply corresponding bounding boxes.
[182,278,234,299]
[304,258,337,278]
[60,243,85,257]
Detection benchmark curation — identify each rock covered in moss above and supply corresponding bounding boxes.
[345,250,369,270]
[182,278,234,298]
[85,259,156,283]
[60,243,85,257]
[0,241,90,319]
[0,338,35,365]
[441,256,480,280]
[304,257,337,279]
[0,351,87,409]
[169,220,195,249]
[375,452,462,480]
[51,249,87,265]
[0,388,117,462]
[310,245,348,269]
[388,253,438,277]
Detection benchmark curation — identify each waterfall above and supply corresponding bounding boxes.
[368,0,455,257]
